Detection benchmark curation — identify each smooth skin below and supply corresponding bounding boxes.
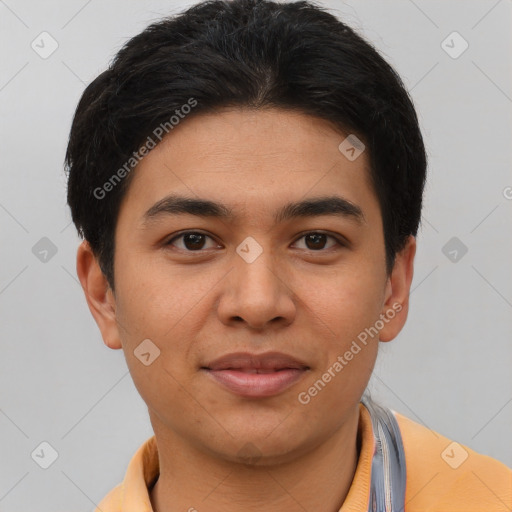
[77,108,415,512]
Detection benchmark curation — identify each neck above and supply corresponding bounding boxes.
[149,406,361,512]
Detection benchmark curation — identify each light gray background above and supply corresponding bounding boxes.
[1,0,511,510]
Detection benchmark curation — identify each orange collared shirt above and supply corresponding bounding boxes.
[95,403,512,511]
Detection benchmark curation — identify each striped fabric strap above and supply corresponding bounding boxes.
[361,397,407,512]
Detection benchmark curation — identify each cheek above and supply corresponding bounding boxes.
[113,251,196,342]
[113,251,223,398]
[298,263,386,347]
[113,263,202,418]
[294,269,383,414]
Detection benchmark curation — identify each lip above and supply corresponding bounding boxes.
[201,351,310,398]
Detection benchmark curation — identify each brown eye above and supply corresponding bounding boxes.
[293,232,342,251]
[166,232,218,251]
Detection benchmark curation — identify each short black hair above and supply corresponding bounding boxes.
[65,0,427,291]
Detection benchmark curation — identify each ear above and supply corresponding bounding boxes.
[76,240,122,350]
[379,235,416,342]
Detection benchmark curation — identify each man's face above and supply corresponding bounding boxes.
[91,108,407,463]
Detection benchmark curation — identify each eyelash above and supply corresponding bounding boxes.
[164,230,346,252]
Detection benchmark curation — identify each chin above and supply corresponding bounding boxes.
[216,425,317,466]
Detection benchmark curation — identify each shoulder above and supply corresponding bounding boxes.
[393,411,512,511]
[94,483,123,512]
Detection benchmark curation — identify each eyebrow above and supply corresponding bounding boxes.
[141,194,365,226]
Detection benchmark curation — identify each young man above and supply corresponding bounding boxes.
[65,0,512,510]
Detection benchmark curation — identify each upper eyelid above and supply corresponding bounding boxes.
[166,230,219,245]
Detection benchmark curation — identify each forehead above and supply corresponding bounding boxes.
[147,107,367,173]
[117,107,377,226]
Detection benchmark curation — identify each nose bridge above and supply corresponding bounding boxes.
[217,236,296,328]
[234,238,282,302]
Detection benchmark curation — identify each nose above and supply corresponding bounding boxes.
[216,245,297,331]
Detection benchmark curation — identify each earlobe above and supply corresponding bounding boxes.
[379,236,416,343]
[76,240,122,350]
